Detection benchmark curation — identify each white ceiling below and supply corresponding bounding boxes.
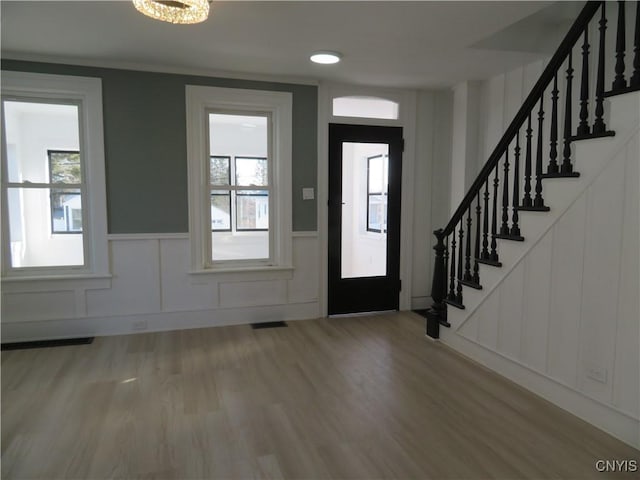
[1,1,579,89]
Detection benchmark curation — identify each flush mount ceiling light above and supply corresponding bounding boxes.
[133,0,210,24]
[310,51,342,64]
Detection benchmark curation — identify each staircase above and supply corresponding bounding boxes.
[424,1,640,447]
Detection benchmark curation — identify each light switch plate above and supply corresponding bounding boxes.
[302,187,315,200]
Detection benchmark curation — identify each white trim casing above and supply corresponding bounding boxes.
[185,85,293,273]
[0,71,109,280]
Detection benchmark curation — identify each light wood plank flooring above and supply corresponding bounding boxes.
[2,312,638,479]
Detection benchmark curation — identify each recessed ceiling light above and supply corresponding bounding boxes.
[310,51,342,65]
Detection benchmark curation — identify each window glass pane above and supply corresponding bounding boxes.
[367,154,388,233]
[3,101,80,184]
[212,230,269,261]
[210,191,231,231]
[208,113,268,158]
[368,194,387,233]
[368,155,387,193]
[236,191,269,230]
[51,189,83,233]
[49,151,81,184]
[235,157,268,187]
[7,187,84,267]
[332,96,399,120]
[209,156,230,186]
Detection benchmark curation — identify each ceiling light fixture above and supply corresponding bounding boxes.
[310,51,342,65]
[133,0,210,24]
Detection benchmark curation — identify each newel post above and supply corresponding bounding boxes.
[426,229,449,339]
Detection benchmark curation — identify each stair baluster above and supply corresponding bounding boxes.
[463,209,473,282]
[499,149,510,235]
[613,0,627,90]
[456,225,464,305]
[473,193,481,284]
[533,96,549,210]
[631,1,640,88]
[448,233,456,302]
[511,134,522,237]
[547,73,560,174]
[490,168,499,262]
[594,2,608,134]
[577,28,591,136]
[522,114,533,207]
[481,179,490,259]
[561,51,575,174]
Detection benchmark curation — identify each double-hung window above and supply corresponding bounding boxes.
[210,154,269,235]
[1,71,108,278]
[186,86,292,271]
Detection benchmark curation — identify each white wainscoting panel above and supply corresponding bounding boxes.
[521,233,552,374]
[86,240,161,316]
[578,149,626,405]
[475,286,500,350]
[2,236,321,341]
[2,290,76,321]
[497,261,524,360]
[612,133,640,418]
[547,195,587,389]
[219,280,287,309]
[288,236,319,303]
[159,238,217,312]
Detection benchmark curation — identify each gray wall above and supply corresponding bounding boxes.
[1,60,318,232]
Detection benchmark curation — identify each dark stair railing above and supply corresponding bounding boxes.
[425,0,640,339]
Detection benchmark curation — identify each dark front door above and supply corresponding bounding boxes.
[328,123,403,315]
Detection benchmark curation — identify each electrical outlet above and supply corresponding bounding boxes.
[586,365,608,384]
[132,320,148,331]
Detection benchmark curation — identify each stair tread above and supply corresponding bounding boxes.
[444,298,465,310]
[477,257,502,268]
[460,279,483,290]
[569,130,615,142]
[494,233,525,241]
[518,205,551,212]
[541,171,581,179]
[603,84,640,97]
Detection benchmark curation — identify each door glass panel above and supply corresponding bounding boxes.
[341,142,388,279]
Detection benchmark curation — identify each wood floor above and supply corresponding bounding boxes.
[2,312,638,479]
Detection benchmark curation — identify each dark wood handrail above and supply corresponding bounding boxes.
[441,1,602,238]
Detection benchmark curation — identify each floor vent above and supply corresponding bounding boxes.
[251,321,288,330]
[1,337,94,351]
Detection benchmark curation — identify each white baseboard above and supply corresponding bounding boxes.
[440,330,640,449]
[1,301,320,342]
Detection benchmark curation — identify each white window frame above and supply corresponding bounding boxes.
[186,85,292,273]
[0,71,109,280]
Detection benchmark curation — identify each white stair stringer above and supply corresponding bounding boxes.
[438,91,640,448]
